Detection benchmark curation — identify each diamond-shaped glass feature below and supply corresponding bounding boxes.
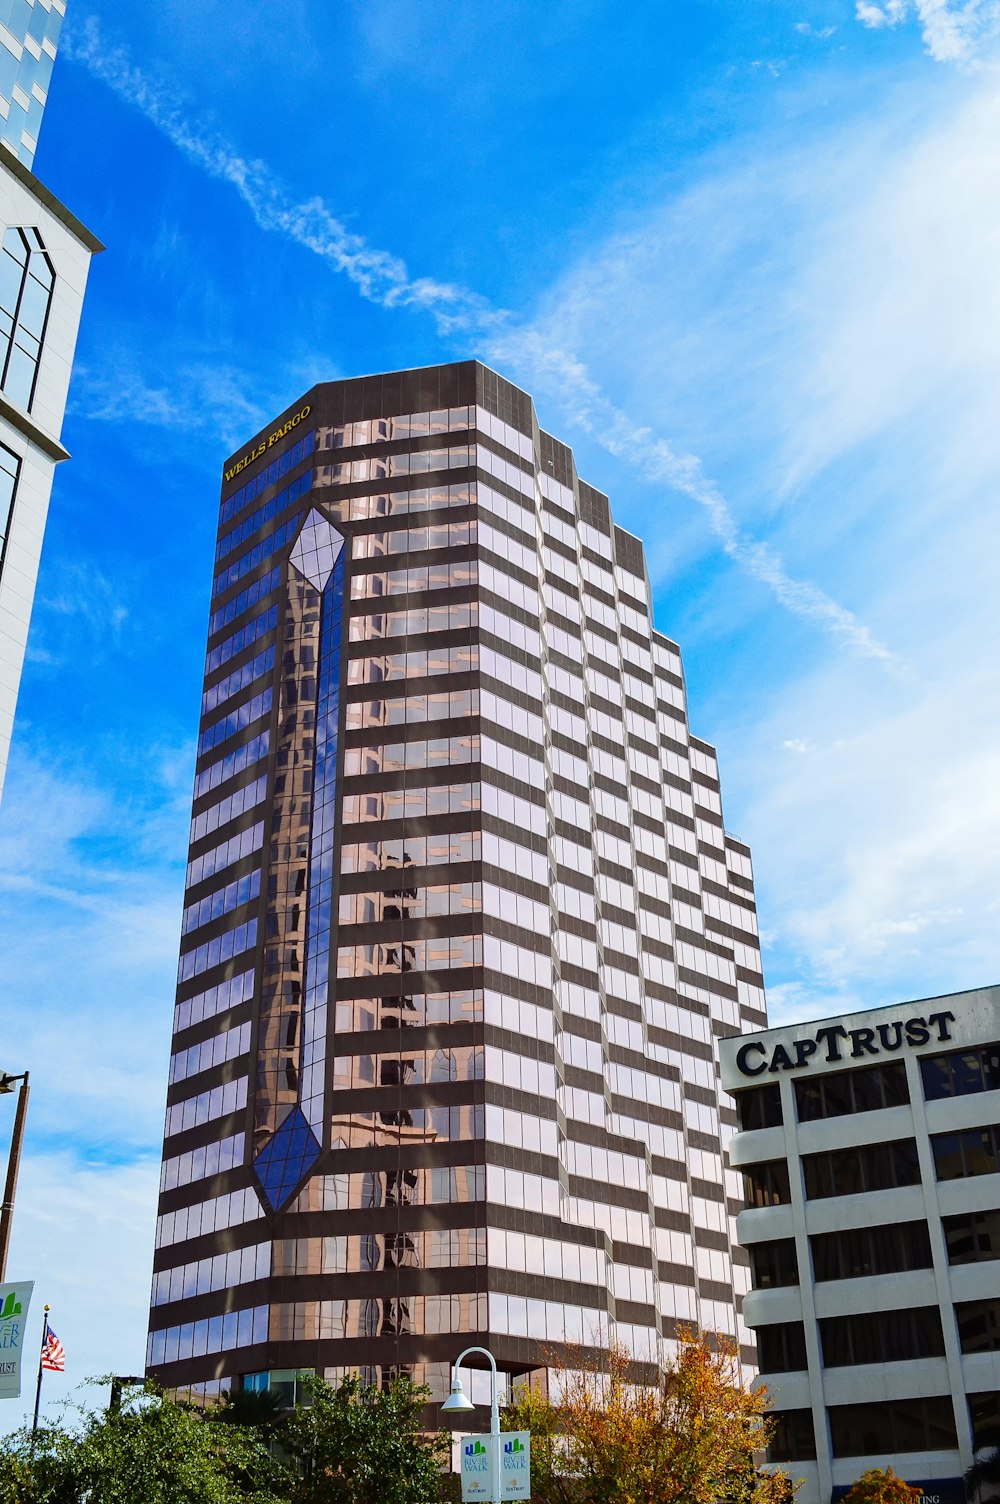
[253,1106,322,1213]
[289,510,344,590]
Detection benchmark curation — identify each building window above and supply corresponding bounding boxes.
[955,1300,1000,1354]
[829,1397,958,1458]
[742,1159,791,1208]
[969,1393,1000,1453]
[0,441,19,571]
[922,1043,1000,1101]
[810,1220,932,1281]
[795,1060,909,1121]
[931,1123,1000,1182]
[820,1306,944,1367]
[754,1320,807,1373]
[943,1208,1000,1265]
[749,1238,799,1290]
[0,226,54,411]
[737,1082,783,1130]
[803,1138,920,1200]
[767,1409,816,1462]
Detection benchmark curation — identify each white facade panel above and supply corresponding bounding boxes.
[724,986,1000,1504]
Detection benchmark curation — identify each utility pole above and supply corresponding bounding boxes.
[0,1070,29,1281]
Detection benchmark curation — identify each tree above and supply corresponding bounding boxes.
[0,1384,290,1504]
[841,1468,920,1504]
[280,1372,449,1504]
[502,1330,792,1504]
[965,1449,1000,1504]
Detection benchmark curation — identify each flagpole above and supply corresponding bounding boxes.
[31,1303,49,1434]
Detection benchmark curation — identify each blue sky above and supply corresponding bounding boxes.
[3,0,1000,1423]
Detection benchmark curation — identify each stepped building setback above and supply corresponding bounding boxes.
[147,361,768,1409]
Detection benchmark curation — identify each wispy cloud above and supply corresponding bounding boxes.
[62,12,893,665]
[70,356,270,449]
[856,0,1000,63]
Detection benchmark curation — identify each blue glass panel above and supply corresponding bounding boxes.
[253,1105,321,1213]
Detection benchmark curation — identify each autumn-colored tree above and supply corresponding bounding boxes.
[503,1329,793,1504]
[841,1467,920,1504]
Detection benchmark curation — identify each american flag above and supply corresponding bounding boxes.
[41,1323,65,1373]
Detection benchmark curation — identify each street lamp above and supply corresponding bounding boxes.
[0,1070,29,1282]
[441,1344,501,1503]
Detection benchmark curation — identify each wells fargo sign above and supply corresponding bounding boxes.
[223,404,312,484]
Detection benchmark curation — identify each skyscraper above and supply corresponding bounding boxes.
[148,362,768,1410]
[0,0,101,798]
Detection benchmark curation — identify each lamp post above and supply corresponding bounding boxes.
[441,1344,502,1504]
[0,1070,29,1282]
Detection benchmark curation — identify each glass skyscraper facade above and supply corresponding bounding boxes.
[147,361,768,1409]
[0,0,64,169]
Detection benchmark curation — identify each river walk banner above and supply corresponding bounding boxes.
[460,1432,531,1501]
[0,1282,34,1400]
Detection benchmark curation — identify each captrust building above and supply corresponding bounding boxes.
[721,984,1000,1504]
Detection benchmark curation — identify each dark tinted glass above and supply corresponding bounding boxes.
[804,1140,920,1199]
[944,1209,1000,1265]
[750,1238,798,1290]
[793,1077,823,1122]
[743,1160,790,1209]
[881,1061,910,1107]
[933,1125,1000,1179]
[956,1300,1000,1354]
[829,1398,957,1457]
[768,1410,816,1462]
[970,1393,1000,1452]
[820,1307,943,1367]
[922,1044,1000,1101]
[738,1083,783,1131]
[831,1148,864,1196]
[794,1062,910,1121]
[756,1321,807,1373]
[823,1072,854,1116]
[851,1069,886,1113]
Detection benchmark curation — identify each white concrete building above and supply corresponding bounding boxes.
[0,3,101,798]
[720,986,1000,1504]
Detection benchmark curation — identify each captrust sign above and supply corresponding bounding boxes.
[734,1010,956,1078]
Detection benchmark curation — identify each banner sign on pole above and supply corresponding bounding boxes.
[0,1282,34,1400]
[461,1435,495,1501]
[501,1431,531,1499]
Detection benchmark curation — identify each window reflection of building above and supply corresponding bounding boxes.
[149,370,766,1417]
[0,226,54,411]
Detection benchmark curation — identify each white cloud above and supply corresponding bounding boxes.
[62,14,889,664]
[856,0,1000,63]
[0,1153,159,1436]
[0,755,182,1154]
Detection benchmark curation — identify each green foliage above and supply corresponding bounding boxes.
[842,1468,920,1504]
[281,1372,448,1504]
[0,1384,290,1503]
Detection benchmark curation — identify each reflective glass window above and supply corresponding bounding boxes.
[922,1043,1000,1101]
[737,1083,782,1131]
[820,1306,944,1366]
[0,227,53,410]
[742,1160,790,1208]
[956,1299,1000,1353]
[828,1398,957,1458]
[932,1123,1000,1181]
[0,441,19,570]
[767,1410,816,1463]
[749,1239,798,1290]
[943,1208,1000,1265]
[755,1321,807,1372]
